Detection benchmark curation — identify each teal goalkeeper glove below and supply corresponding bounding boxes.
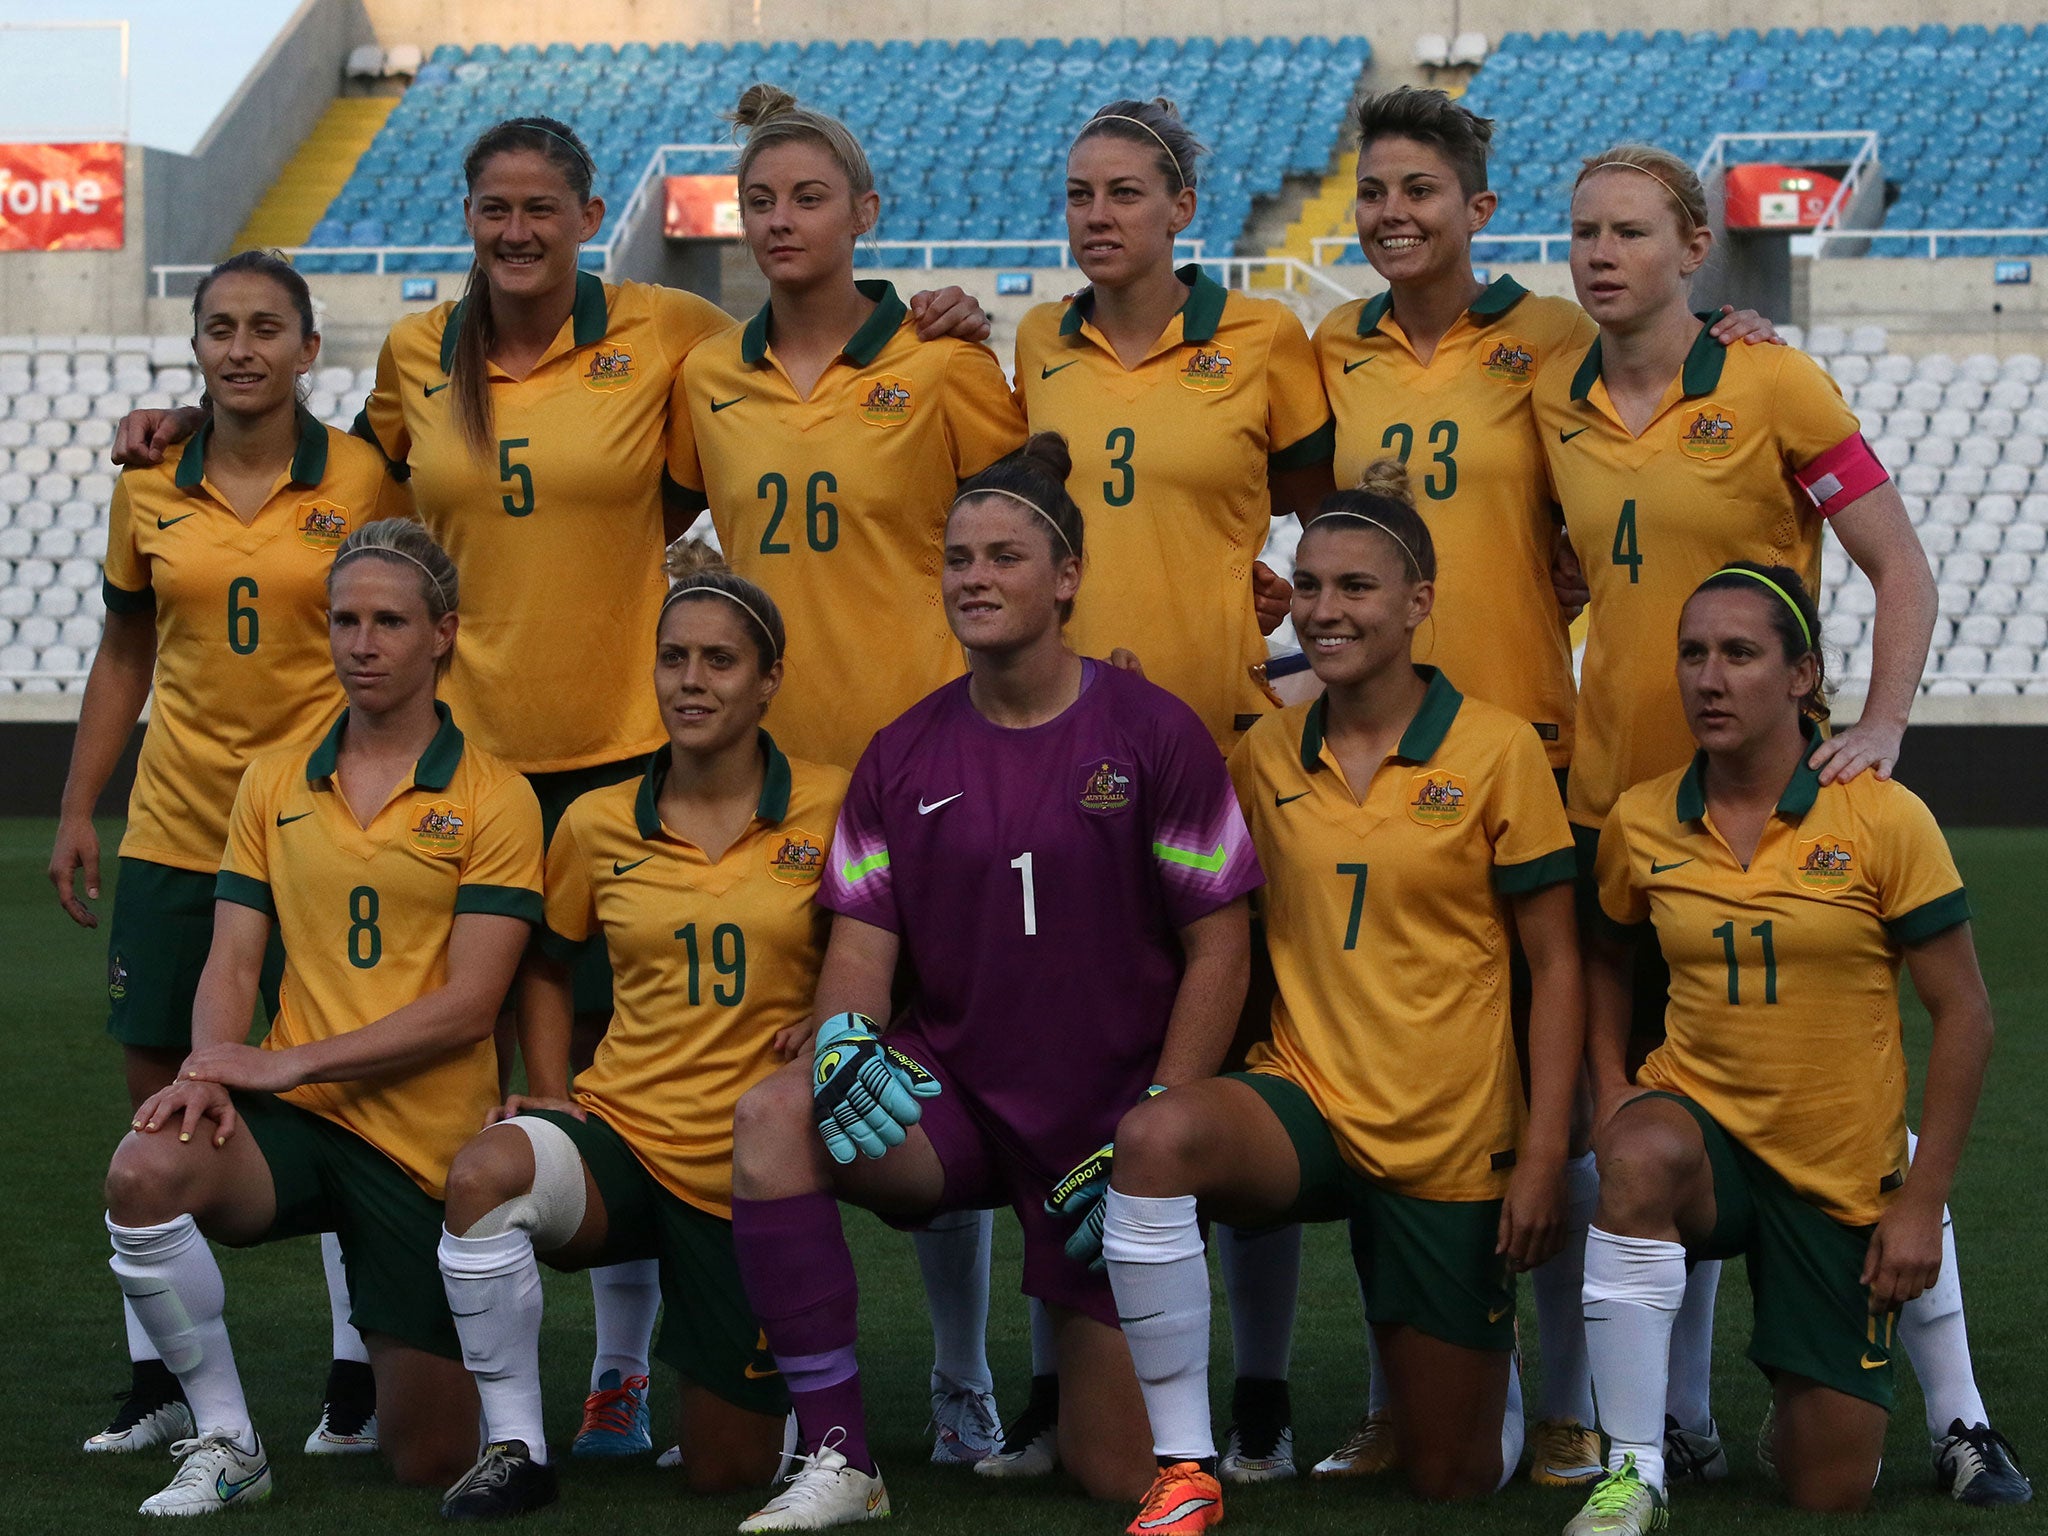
[810,1012,941,1165]
[1045,1086,1167,1271]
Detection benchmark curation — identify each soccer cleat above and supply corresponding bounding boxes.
[1562,1455,1668,1536]
[305,1358,378,1455]
[738,1437,890,1532]
[1220,1425,1296,1484]
[928,1382,1000,1465]
[1530,1419,1608,1487]
[572,1368,652,1458]
[1755,1402,1777,1481]
[1662,1415,1727,1484]
[138,1432,272,1517]
[440,1440,559,1521]
[1311,1409,1397,1477]
[1934,1421,2033,1507]
[1127,1461,1224,1535]
[84,1381,195,1454]
[973,1394,1058,1478]
[657,1444,683,1469]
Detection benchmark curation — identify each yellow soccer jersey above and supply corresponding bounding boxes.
[1597,732,1969,1226]
[1316,278,1595,768]
[1229,668,1576,1200]
[1537,328,1862,828]
[1015,265,1333,749]
[543,734,848,1216]
[216,704,544,1198]
[669,282,1025,769]
[101,411,388,872]
[357,272,731,773]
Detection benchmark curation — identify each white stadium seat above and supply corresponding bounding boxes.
[1937,580,1975,614]
[1990,552,2034,586]
[1873,354,1914,385]
[0,641,34,672]
[1900,380,1943,412]
[2005,436,2046,468]
[384,42,424,75]
[1836,578,1877,616]
[1829,354,1871,387]
[1940,645,1987,677]
[309,390,338,420]
[1959,436,2002,470]
[12,394,49,423]
[154,367,194,396]
[1991,380,2032,411]
[1847,325,1887,356]
[1884,408,1928,439]
[347,43,386,78]
[0,584,32,619]
[1872,437,1913,477]
[1943,465,1988,497]
[0,528,29,559]
[1911,438,1955,467]
[353,366,377,395]
[1940,552,1986,586]
[1958,521,2002,555]
[1974,582,2019,616]
[58,557,97,591]
[0,420,29,449]
[15,496,52,528]
[2003,354,2045,383]
[1855,380,1899,412]
[52,393,89,422]
[59,613,97,647]
[32,420,70,448]
[2009,614,2048,647]
[37,584,78,618]
[2020,407,2048,436]
[1917,524,1957,557]
[135,393,174,410]
[90,393,132,422]
[12,557,53,590]
[38,642,81,674]
[53,446,90,475]
[16,614,55,648]
[1916,354,1958,384]
[1450,30,1490,65]
[1930,407,1972,439]
[1944,380,1987,411]
[33,473,72,502]
[74,472,112,503]
[1976,494,2019,526]
[1806,325,1846,357]
[2007,523,2047,554]
[1978,407,2017,439]
[73,420,113,450]
[1956,613,2004,648]
[1962,353,2002,384]
[148,337,187,367]
[34,528,75,560]
[316,365,354,396]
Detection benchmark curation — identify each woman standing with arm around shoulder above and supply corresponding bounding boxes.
[52,250,392,1459]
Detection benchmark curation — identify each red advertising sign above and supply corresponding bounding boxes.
[664,174,740,239]
[0,142,124,251]
[1724,163,1843,230]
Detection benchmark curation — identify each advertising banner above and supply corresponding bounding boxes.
[0,142,124,251]
[665,174,740,238]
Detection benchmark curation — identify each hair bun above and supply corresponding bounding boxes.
[728,82,799,130]
[664,535,732,583]
[1355,457,1415,507]
[1017,430,1074,485]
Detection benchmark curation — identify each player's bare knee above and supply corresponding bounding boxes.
[442,1126,535,1234]
[732,1063,813,1179]
[104,1132,196,1224]
[1108,1095,1202,1194]
[1593,1120,1696,1230]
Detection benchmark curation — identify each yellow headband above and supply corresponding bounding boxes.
[952,486,1078,559]
[1077,114,1187,191]
[333,545,452,610]
[660,583,781,661]
[1581,160,1700,229]
[1706,567,1814,651]
[1306,509,1423,577]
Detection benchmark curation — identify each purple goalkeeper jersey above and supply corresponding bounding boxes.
[822,661,1262,1176]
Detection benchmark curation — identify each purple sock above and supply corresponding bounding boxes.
[733,1192,873,1474]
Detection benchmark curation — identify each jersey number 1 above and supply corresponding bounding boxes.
[1011,852,1038,936]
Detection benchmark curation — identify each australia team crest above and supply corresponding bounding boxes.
[769,829,826,884]
[1795,835,1855,891]
[1680,402,1738,458]
[1482,336,1536,384]
[858,374,914,426]
[1078,759,1135,814]
[411,800,468,856]
[1179,343,1235,393]
[1407,770,1470,827]
[583,343,635,392]
[297,501,350,550]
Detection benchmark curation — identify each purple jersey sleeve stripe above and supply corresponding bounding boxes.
[1153,839,1230,873]
[840,848,891,884]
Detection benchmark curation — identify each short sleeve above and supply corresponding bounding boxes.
[655,289,732,494]
[1594,813,1651,937]
[665,352,706,495]
[454,773,545,923]
[1224,732,1259,819]
[820,743,900,932]
[214,764,275,915]
[353,334,411,467]
[1870,785,1971,945]
[1143,696,1264,926]
[1488,726,1576,895]
[942,341,1029,480]
[1264,308,1335,471]
[100,476,152,612]
[539,807,597,960]
[1771,349,1864,473]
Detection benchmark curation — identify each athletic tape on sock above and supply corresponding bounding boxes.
[467,1116,588,1248]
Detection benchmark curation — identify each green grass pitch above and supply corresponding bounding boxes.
[6,817,2043,1534]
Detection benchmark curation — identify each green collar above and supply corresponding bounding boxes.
[174,405,329,491]
[1570,314,1727,403]
[1354,273,1527,337]
[437,268,610,375]
[1298,666,1464,772]
[1674,720,1823,823]
[1059,263,1227,343]
[305,700,465,790]
[740,281,908,368]
[633,729,793,840]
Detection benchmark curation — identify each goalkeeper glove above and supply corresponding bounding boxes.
[1045,1086,1166,1271]
[810,1012,941,1165]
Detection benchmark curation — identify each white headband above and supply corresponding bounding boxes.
[333,544,452,609]
[661,583,781,661]
[1581,160,1700,229]
[1306,509,1423,576]
[953,487,1078,558]
[1077,114,1187,191]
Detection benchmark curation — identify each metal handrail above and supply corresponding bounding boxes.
[1195,255,1359,302]
[1310,231,1573,265]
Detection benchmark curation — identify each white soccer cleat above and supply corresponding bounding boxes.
[138,1432,273,1517]
[303,1405,378,1456]
[1662,1414,1727,1483]
[1311,1409,1397,1477]
[738,1438,889,1532]
[84,1394,195,1454]
[1562,1454,1668,1536]
[929,1383,1000,1465]
[1220,1423,1297,1484]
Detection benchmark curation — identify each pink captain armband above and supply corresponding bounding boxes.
[1795,432,1889,516]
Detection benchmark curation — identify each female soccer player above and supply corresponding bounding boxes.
[1569,564,1996,1533]
[431,545,846,1517]
[99,520,543,1516]
[54,251,391,1459]
[1101,467,1584,1532]
[723,434,1260,1529]
[1014,98,1335,751]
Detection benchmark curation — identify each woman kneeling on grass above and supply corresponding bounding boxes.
[100,519,543,1516]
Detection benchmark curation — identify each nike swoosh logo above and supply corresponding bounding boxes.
[1861,1353,1888,1370]
[1041,361,1078,378]
[1274,790,1311,807]
[1343,357,1372,373]
[424,381,450,397]
[275,811,312,827]
[451,1306,491,1318]
[1118,1311,1166,1325]
[1651,858,1694,873]
[1560,426,1590,443]
[156,513,194,529]
[711,395,746,412]
[1138,1496,1218,1529]
[1488,1304,1511,1323]
[214,1464,266,1501]
[613,856,653,876]
[918,793,963,815]
[743,1361,781,1380]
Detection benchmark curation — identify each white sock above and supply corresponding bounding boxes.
[321,1232,370,1365]
[588,1259,661,1388]
[107,1213,253,1444]
[1028,1295,1057,1377]
[915,1208,993,1395]
[1532,1151,1598,1425]
[1498,1351,1527,1492]
[123,1295,160,1364]
[1582,1226,1686,1488]
[1664,1259,1721,1434]
[1900,1207,1988,1440]
[1217,1223,1301,1381]
[1102,1190,1213,1461]
[438,1226,548,1464]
